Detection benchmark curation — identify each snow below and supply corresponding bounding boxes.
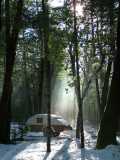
[0,124,120,160]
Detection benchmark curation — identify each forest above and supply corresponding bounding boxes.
[0,0,120,159]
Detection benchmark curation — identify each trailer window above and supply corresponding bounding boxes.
[36,118,43,123]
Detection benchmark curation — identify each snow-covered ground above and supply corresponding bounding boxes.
[0,124,120,160]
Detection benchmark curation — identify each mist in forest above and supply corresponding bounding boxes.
[51,75,99,128]
[51,75,78,127]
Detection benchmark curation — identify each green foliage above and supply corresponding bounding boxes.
[0,0,118,132]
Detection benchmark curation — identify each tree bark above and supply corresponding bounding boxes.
[22,50,33,117]
[100,60,112,118]
[73,0,84,148]
[42,0,51,152]
[37,59,44,113]
[0,0,23,143]
[0,0,2,31]
[96,0,120,149]
[95,76,101,119]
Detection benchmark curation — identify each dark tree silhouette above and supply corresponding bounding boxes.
[96,0,120,149]
[0,0,23,144]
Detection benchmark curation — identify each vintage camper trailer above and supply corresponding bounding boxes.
[26,114,72,136]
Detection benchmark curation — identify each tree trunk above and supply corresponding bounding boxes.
[0,0,2,31]
[96,1,120,149]
[22,50,33,117]
[42,0,51,152]
[68,43,76,77]
[73,0,84,148]
[100,60,112,118]
[0,0,23,143]
[38,57,44,113]
[95,76,101,120]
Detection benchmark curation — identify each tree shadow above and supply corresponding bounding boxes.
[2,142,32,160]
[51,139,71,160]
[75,139,86,160]
[80,149,86,160]
[43,153,50,160]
